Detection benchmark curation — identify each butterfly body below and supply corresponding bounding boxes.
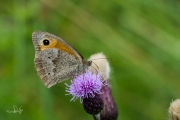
[32,31,91,88]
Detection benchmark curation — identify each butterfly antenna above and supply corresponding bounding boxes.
[90,58,114,61]
[90,64,98,75]
[83,65,85,82]
[92,61,99,70]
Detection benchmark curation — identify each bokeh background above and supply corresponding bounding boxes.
[0,0,180,120]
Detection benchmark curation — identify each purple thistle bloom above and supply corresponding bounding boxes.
[66,70,104,101]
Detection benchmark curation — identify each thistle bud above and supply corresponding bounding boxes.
[89,53,118,120]
[100,85,118,120]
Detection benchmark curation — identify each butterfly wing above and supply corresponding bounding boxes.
[32,31,89,88]
[32,31,84,60]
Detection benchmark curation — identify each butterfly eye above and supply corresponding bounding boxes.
[43,39,50,45]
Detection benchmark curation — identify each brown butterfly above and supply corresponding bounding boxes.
[32,31,92,88]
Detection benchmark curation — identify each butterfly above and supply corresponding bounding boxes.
[32,31,92,88]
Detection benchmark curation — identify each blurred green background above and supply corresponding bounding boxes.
[0,0,180,120]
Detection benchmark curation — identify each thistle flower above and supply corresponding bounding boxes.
[88,52,110,80]
[66,70,104,115]
[169,99,180,120]
[66,52,118,119]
